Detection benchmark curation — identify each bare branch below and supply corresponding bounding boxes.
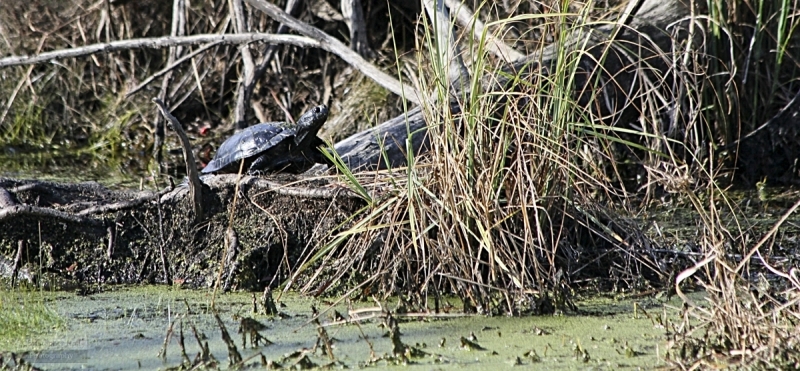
[154,0,187,173]
[126,41,222,99]
[0,204,103,226]
[244,0,423,105]
[0,33,321,68]
[76,188,171,216]
[245,0,304,118]
[231,0,257,129]
[443,0,524,61]
[341,0,375,58]
[423,0,471,107]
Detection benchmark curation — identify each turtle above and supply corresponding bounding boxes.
[201,105,330,174]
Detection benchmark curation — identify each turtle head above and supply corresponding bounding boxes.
[294,105,329,145]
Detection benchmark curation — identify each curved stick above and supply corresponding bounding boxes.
[152,98,204,222]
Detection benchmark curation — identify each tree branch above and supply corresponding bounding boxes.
[0,33,322,68]
[245,0,304,120]
[125,41,222,99]
[231,0,257,129]
[153,98,204,223]
[154,0,187,174]
[443,0,524,62]
[244,0,423,105]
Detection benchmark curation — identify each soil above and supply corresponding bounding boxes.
[0,175,364,290]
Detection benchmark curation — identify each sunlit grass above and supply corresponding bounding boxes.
[0,290,64,350]
[292,1,673,313]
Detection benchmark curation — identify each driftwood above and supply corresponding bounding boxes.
[0,0,695,288]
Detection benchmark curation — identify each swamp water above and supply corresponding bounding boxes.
[0,287,689,370]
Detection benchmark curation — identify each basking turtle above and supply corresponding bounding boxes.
[202,105,329,174]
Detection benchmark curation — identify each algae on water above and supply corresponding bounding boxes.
[0,287,690,370]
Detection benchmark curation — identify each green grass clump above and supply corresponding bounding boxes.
[2,101,56,148]
[0,290,64,350]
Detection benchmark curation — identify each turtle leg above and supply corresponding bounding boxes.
[274,155,306,173]
[310,147,333,166]
[247,154,272,175]
[248,152,297,174]
[302,137,333,167]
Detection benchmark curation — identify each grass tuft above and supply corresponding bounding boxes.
[0,290,64,351]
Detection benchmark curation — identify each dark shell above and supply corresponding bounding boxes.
[201,122,294,173]
[201,105,329,174]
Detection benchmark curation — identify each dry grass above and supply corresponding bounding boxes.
[290,1,800,367]
[659,0,800,367]
[293,1,689,313]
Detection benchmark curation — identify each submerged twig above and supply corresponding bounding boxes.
[310,306,335,360]
[214,311,243,365]
[178,319,190,364]
[221,227,240,292]
[157,315,179,359]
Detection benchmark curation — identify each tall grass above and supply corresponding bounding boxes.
[294,8,800,368]
[293,1,683,313]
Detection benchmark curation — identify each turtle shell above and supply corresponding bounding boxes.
[201,121,295,173]
[201,105,329,174]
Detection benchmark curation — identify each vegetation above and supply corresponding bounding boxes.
[0,290,64,350]
[0,0,798,368]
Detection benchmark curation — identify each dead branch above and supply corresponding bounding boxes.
[0,204,103,226]
[153,98,204,222]
[423,0,471,107]
[244,0,423,105]
[443,0,524,61]
[341,0,375,58]
[330,106,428,171]
[153,0,187,172]
[231,0,258,130]
[0,33,322,68]
[244,0,304,122]
[125,41,222,99]
[0,188,14,208]
[75,188,171,216]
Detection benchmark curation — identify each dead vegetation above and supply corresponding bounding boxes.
[1,0,800,369]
